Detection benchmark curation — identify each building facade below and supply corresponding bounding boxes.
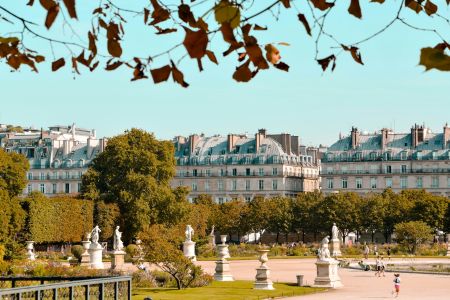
[321,124,450,196]
[0,124,105,196]
[171,129,320,203]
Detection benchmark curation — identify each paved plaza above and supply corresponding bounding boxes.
[196,258,450,299]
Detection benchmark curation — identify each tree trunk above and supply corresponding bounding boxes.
[371,231,375,243]
[276,232,280,244]
[285,232,289,243]
[254,231,257,244]
[302,231,305,243]
[174,276,182,290]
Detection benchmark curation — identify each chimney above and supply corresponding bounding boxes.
[227,134,241,153]
[291,135,299,155]
[174,136,186,152]
[189,134,199,155]
[351,127,360,150]
[63,140,70,155]
[443,123,450,149]
[417,125,425,143]
[255,130,265,153]
[381,128,389,150]
[258,128,267,138]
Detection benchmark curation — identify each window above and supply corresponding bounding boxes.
[259,168,264,176]
[356,178,362,189]
[77,183,82,192]
[52,183,57,194]
[65,171,70,179]
[205,180,210,192]
[246,168,251,176]
[370,165,378,174]
[401,165,407,173]
[65,183,70,193]
[217,197,224,204]
[370,177,377,189]
[40,172,45,180]
[369,152,377,161]
[179,180,184,186]
[220,169,225,176]
[232,168,237,176]
[341,166,348,174]
[218,180,224,191]
[400,177,407,189]
[27,172,33,180]
[258,180,264,190]
[326,167,333,175]
[384,152,391,161]
[341,178,348,189]
[416,177,423,188]
[232,180,237,191]
[385,165,392,174]
[327,178,333,189]
[448,177,450,188]
[272,168,278,175]
[272,180,278,190]
[385,178,393,188]
[193,169,198,177]
[205,169,211,177]
[356,165,364,174]
[192,182,198,191]
[432,176,439,188]
[245,180,250,191]
[355,152,362,161]
[400,152,407,160]
[416,151,422,160]
[27,184,32,194]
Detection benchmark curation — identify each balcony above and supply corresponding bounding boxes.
[321,168,450,176]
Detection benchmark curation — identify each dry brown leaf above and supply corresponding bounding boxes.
[310,0,335,11]
[206,50,218,65]
[45,4,60,29]
[348,0,362,19]
[105,61,123,71]
[232,60,252,82]
[171,61,189,88]
[150,65,172,83]
[274,61,290,72]
[182,27,208,59]
[424,0,438,16]
[317,54,336,71]
[51,57,65,71]
[298,14,311,36]
[62,0,77,19]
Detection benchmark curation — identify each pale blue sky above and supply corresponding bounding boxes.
[1,1,449,146]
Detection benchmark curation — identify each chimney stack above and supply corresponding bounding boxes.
[381,128,389,150]
[351,127,360,150]
[227,134,240,153]
[189,134,199,155]
[255,129,267,153]
[443,123,450,149]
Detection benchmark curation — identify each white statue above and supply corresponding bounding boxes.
[332,223,339,240]
[91,225,101,244]
[318,236,331,261]
[210,225,215,236]
[113,226,124,251]
[185,225,194,242]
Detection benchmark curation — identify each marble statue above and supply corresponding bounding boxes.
[210,225,215,236]
[318,236,331,261]
[113,226,124,251]
[91,225,101,244]
[185,225,194,242]
[331,223,339,240]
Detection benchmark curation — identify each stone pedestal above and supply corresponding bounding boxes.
[183,241,196,262]
[88,242,104,269]
[209,234,216,247]
[312,259,343,288]
[111,251,126,270]
[26,241,35,261]
[214,259,234,281]
[330,239,342,257]
[254,249,274,290]
[80,241,91,267]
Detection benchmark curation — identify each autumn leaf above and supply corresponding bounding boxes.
[317,54,336,71]
[131,62,148,81]
[178,4,196,26]
[280,0,291,8]
[40,0,56,10]
[71,57,80,74]
[206,50,218,65]
[405,0,422,13]
[342,45,364,65]
[232,60,252,82]
[310,0,335,11]
[150,65,172,83]
[45,4,60,29]
[214,0,241,29]
[171,61,189,88]
[154,26,177,35]
[105,60,123,71]
[254,24,267,31]
[424,0,438,16]
[182,27,208,59]
[144,8,150,24]
[370,0,385,3]
[150,0,170,25]
[298,14,311,36]
[62,0,77,19]
[107,39,122,57]
[27,0,35,6]
[265,44,281,65]
[419,44,450,71]
[34,55,45,63]
[274,61,290,72]
[51,57,65,71]
[348,0,362,19]
[88,31,97,57]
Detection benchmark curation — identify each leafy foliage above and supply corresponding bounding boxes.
[1,0,447,85]
[0,148,29,198]
[23,192,93,243]
[82,128,188,241]
[394,221,433,254]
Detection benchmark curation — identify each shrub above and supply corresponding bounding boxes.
[197,243,215,258]
[132,270,157,288]
[125,244,138,257]
[189,272,214,288]
[71,245,84,262]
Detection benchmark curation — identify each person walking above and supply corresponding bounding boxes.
[375,256,381,277]
[392,273,401,297]
[380,256,386,277]
[387,247,391,260]
[364,243,370,260]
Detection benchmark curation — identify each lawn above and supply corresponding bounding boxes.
[132,281,326,300]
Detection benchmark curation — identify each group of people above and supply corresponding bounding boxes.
[363,243,392,260]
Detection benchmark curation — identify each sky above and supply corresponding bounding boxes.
[1,0,449,146]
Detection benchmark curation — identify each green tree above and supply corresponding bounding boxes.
[382,189,414,242]
[0,148,29,198]
[94,200,121,241]
[216,199,248,241]
[139,224,206,290]
[246,196,271,243]
[291,191,323,243]
[360,193,387,243]
[266,196,293,244]
[404,190,449,230]
[82,128,188,241]
[394,221,433,254]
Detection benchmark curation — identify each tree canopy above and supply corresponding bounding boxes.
[0,0,448,86]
